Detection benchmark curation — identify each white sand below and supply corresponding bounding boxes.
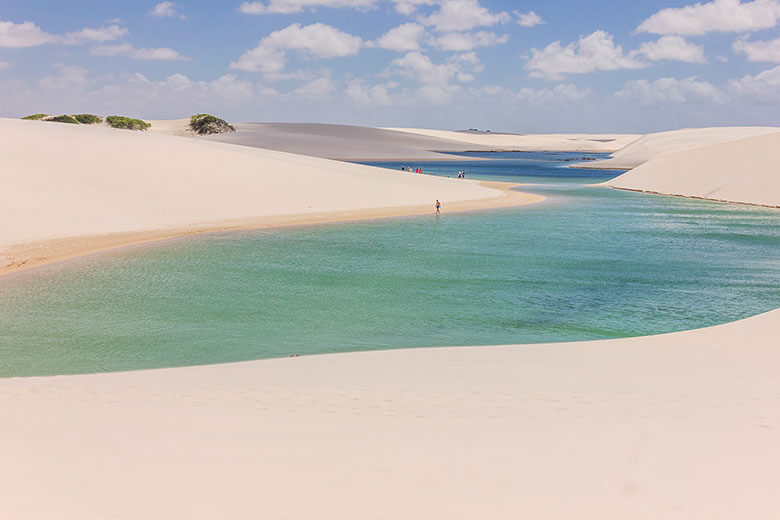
[608,131,780,207]
[1,309,778,519]
[1,117,541,274]
[202,122,512,160]
[384,127,641,152]
[1,117,778,519]
[583,126,780,170]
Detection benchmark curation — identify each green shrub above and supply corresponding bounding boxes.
[73,114,103,124]
[189,113,235,135]
[46,115,79,124]
[106,115,151,131]
[22,114,49,120]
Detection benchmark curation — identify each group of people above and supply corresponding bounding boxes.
[457,170,467,179]
[401,166,423,174]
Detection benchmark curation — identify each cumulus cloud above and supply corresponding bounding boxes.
[62,25,128,45]
[390,50,486,87]
[238,0,376,14]
[392,0,436,15]
[0,20,55,47]
[431,31,508,51]
[291,76,336,98]
[515,83,593,104]
[346,79,394,105]
[149,2,186,19]
[526,30,645,80]
[515,10,543,27]
[1,20,129,47]
[376,23,425,52]
[636,0,780,36]
[91,43,189,61]
[615,76,726,105]
[418,0,511,32]
[728,64,780,101]
[638,36,706,63]
[733,37,780,61]
[231,23,363,75]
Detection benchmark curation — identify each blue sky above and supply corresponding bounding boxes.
[1,0,779,131]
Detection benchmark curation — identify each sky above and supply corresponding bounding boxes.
[1,0,779,132]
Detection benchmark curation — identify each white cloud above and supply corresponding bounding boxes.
[62,25,128,45]
[431,31,508,51]
[515,10,543,27]
[526,30,646,80]
[515,83,593,104]
[638,36,706,63]
[0,61,9,69]
[346,79,394,106]
[636,0,780,36]
[733,37,780,61]
[728,64,780,101]
[615,76,726,105]
[388,50,482,90]
[91,43,189,61]
[392,0,435,15]
[149,2,186,19]
[377,23,425,51]
[38,64,90,92]
[238,0,376,14]
[418,0,511,32]
[391,51,459,85]
[291,76,336,98]
[0,20,55,47]
[417,84,462,104]
[231,23,363,75]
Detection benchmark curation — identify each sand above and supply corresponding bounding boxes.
[384,127,641,152]
[608,131,780,207]
[1,309,777,519]
[582,126,780,170]
[1,118,778,519]
[0,117,541,276]
[201,122,510,160]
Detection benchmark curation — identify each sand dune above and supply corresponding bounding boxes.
[201,122,512,160]
[384,127,641,152]
[0,309,777,519]
[0,118,541,275]
[583,126,780,170]
[608,131,780,207]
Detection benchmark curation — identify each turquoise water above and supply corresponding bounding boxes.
[1,152,778,377]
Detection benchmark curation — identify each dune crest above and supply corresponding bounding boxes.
[608,131,780,207]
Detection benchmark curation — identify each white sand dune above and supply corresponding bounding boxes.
[202,122,511,160]
[608,131,780,207]
[1,117,778,519]
[1,309,778,519]
[0,118,539,275]
[384,127,641,152]
[583,126,780,170]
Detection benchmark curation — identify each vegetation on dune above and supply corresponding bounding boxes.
[46,115,80,124]
[106,115,151,130]
[189,113,235,135]
[22,113,49,120]
[73,113,103,124]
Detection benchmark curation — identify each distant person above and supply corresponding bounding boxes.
[401,166,405,171]
[435,199,441,214]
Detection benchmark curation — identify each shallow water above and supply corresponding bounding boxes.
[1,152,778,377]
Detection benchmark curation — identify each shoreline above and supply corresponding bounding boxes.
[2,308,777,518]
[610,186,780,209]
[0,180,543,280]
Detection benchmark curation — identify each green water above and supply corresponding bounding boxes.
[1,153,778,377]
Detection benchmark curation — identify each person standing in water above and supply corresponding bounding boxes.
[435,199,441,214]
